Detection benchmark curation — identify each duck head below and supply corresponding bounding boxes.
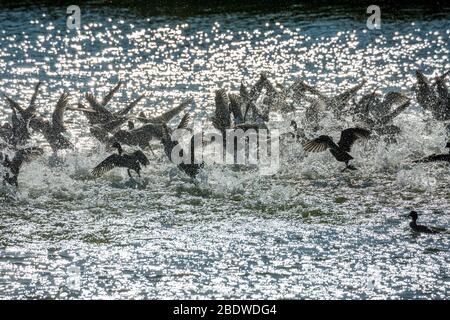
[111,142,123,155]
[408,211,418,221]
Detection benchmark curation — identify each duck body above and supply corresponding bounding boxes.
[408,211,442,234]
[414,154,450,163]
[92,142,149,178]
[409,221,437,234]
[1,147,43,187]
[414,142,450,163]
[329,145,354,163]
[4,86,74,151]
[160,115,203,179]
[303,128,370,170]
[414,70,450,121]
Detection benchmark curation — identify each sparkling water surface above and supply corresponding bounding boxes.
[0,5,449,299]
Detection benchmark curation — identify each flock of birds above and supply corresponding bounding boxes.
[1,69,449,234]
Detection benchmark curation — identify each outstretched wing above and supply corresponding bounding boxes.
[303,135,334,153]
[85,93,112,119]
[69,103,100,125]
[383,92,408,106]
[335,80,366,106]
[415,70,430,86]
[52,92,69,132]
[239,81,250,100]
[147,97,193,123]
[212,89,231,132]
[92,154,121,177]
[116,94,144,116]
[177,113,191,129]
[102,81,122,107]
[11,109,31,145]
[435,75,449,102]
[338,128,370,152]
[379,100,411,125]
[415,70,435,108]
[26,81,41,114]
[132,150,150,166]
[299,81,328,101]
[3,94,25,113]
[228,93,244,125]
[249,73,268,100]
[113,123,163,147]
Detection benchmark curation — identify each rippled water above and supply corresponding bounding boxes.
[0,5,449,299]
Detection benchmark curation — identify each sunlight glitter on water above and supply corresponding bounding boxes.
[0,6,449,299]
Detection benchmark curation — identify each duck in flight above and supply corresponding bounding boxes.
[159,113,204,179]
[0,105,32,148]
[92,142,150,178]
[301,80,367,121]
[240,73,275,123]
[407,211,445,234]
[352,91,410,126]
[69,81,144,143]
[2,82,43,131]
[39,92,74,151]
[4,85,74,151]
[414,70,450,121]
[1,147,43,187]
[303,128,371,171]
[413,142,450,163]
[111,97,194,149]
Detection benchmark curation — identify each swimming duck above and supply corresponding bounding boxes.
[407,211,444,234]
[1,146,43,187]
[92,142,150,178]
[413,141,450,163]
[303,127,371,171]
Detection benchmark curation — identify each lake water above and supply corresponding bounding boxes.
[0,3,449,299]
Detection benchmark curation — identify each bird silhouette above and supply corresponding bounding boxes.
[1,147,43,187]
[303,128,371,171]
[407,211,444,234]
[92,142,149,178]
